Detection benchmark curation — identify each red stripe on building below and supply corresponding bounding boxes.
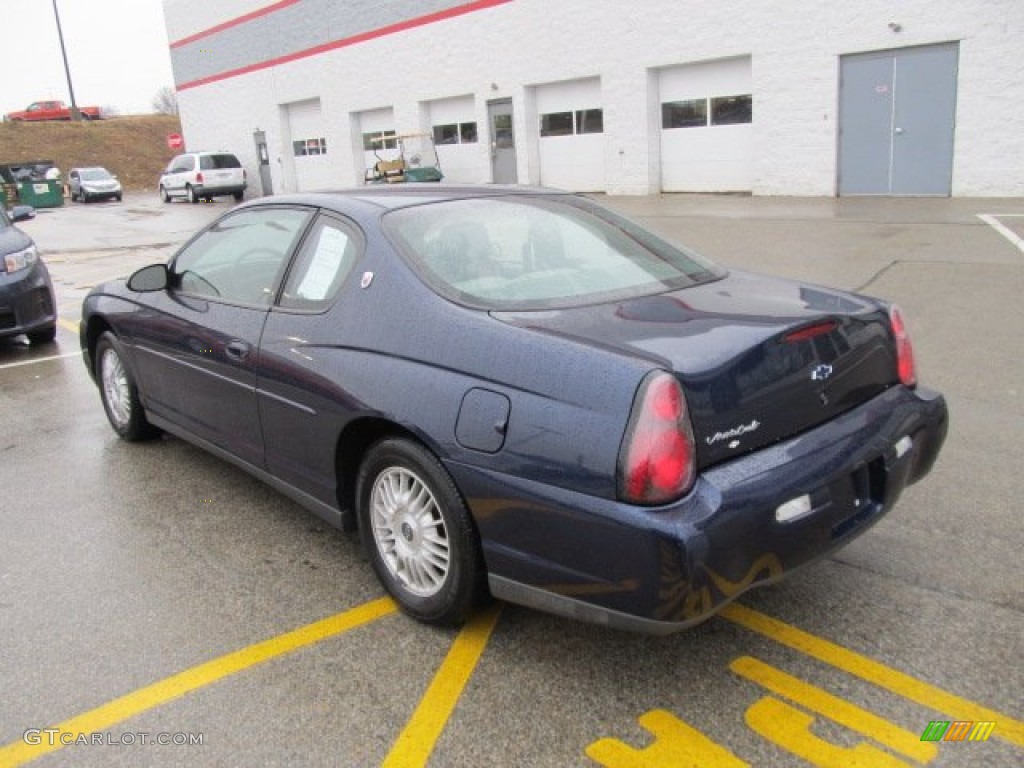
[170,0,302,49]
[175,0,515,89]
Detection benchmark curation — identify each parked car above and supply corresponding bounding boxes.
[69,167,122,203]
[4,100,102,122]
[79,187,947,632]
[1,205,56,344]
[159,151,246,204]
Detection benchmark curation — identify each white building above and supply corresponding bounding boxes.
[163,0,1024,197]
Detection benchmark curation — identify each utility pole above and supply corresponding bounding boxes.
[52,0,81,121]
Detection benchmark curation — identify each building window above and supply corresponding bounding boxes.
[540,112,573,137]
[363,130,397,151]
[575,109,603,134]
[293,137,327,156]
[711,94,752,125]
[662,95,753,129]
[433,121,478,145]
[662,99,708,129]
[540,109,603,137]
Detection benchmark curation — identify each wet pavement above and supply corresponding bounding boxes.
[1,192,1022,767]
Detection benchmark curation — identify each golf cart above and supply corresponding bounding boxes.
[365,132,443,184]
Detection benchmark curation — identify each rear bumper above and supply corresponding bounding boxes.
[194,182,245,197]
[452,384,947,633]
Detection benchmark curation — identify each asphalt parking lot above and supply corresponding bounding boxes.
[1,192,1022,767]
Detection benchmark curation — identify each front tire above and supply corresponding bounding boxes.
[95,332,159,441]
[27,325,56,344]
[160,185,170,203]
[356,438,485,626]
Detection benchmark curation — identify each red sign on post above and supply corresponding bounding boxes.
[167,133,184,151]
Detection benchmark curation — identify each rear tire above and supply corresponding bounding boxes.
[356,438,485,626]
[187,185,198,204]
[95,332,159,441]
[233,191,244,202]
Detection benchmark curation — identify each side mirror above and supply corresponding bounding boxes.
[127,263,169,292]
[10,205,36,222]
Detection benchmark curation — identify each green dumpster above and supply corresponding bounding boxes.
[18,179,64,208]
[0,185,6,209]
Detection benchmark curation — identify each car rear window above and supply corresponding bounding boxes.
[200,154,241,170]
[383,196,724,310]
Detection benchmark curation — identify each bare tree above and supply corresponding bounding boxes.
[152,86,179,116]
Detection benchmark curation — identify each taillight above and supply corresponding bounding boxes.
[196,172,204,183]
[889,305,916,387]
[618,371,696,505]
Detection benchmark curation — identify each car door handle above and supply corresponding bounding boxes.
[225,340,251,360]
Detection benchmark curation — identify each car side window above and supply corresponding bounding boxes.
[172,208,312,305]
[278,215,361,311]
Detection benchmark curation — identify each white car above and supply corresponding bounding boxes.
[68,167,122,203]
[159,151,246,204]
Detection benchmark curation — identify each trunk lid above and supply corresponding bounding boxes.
[493,270,899,468]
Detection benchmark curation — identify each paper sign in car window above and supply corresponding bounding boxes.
[297,225,350,300]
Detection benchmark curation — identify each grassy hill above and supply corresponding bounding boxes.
[0,114,182,191]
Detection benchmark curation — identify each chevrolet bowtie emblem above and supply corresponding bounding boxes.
[811,364,833,382]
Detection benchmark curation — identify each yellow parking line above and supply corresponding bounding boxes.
[0,598,397,767]
[731,656,937,763]
[383,604,503,767]
[57,318,79,334]
[720,603,1023,748]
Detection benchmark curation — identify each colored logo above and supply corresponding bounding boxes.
[920,720,995,742]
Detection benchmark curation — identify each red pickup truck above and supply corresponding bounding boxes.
[5,101,103,122]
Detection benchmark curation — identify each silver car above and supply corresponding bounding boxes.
[69,167,122,203]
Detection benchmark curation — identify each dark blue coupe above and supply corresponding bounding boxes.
[81,187,947,633]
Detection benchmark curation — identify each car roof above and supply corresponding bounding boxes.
[71,166,110,173]
[245,185,574,213]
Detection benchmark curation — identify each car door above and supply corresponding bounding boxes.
[130,206,314,467]
[164,155,190,196]
[257,212,363,505]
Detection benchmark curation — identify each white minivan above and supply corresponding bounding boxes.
[159,151,246,204]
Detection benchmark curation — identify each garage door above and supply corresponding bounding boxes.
[659,57,753,192]
[356,107,398,180]
[536,78,605,192]
[428,95,480,183]
[286,99,331,192]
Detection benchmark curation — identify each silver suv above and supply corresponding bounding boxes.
[159,151,246,204]
[69,167,122,203]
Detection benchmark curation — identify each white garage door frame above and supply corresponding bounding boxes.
[426,95,481,183]
[285,98,332,192]
[354,107,398,179]
[535,77,606,192]
[659,56,753,192]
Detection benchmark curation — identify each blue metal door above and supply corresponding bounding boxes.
[839,43,958,195]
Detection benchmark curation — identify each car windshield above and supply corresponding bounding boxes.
[383,196,724,309]
[81,168,112,180]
